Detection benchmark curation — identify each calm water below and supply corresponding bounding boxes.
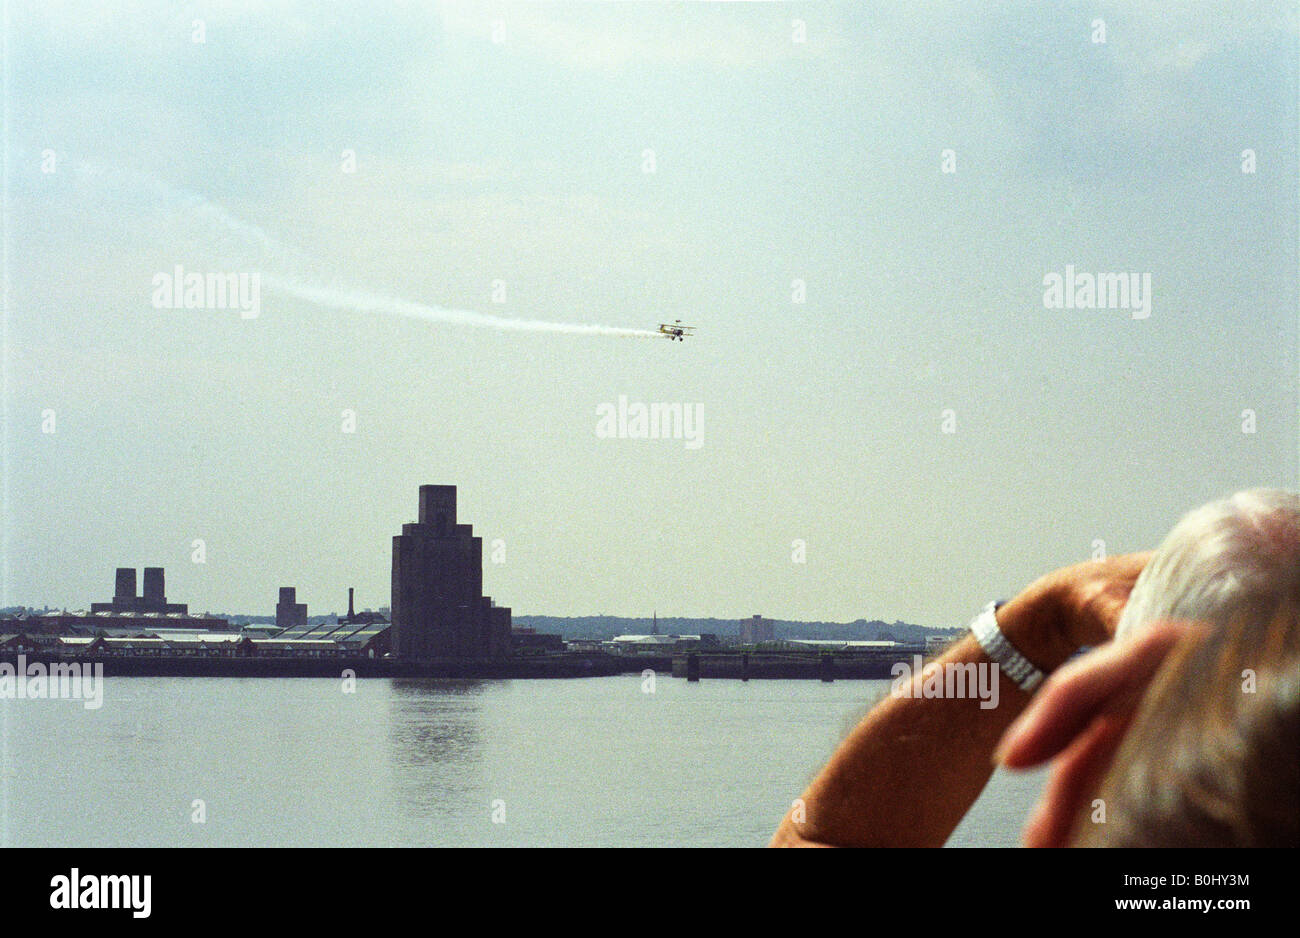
[0,676,1044,847]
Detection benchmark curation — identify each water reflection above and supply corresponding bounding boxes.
[390,678,493,698]
[386,679,499,820]
[388,679,494,762]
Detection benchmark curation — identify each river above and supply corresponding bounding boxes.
[0,675,1045,847]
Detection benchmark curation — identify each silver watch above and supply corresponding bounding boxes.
[969,600,1045,692]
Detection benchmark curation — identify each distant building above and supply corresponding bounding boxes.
[925,634,955,656]
[608,634,720,655]
[91,567,188,615]
[38,610,231,632]
[391,485,511,660]
[277,589,392,658]
[787,639,902,650]
[511,630,564,654]
[55,567,229,631]
[0,633,56,654]
[275,587,308,629]
[272,619,392,657]
[339,587,387,627]
[741,614,775,644]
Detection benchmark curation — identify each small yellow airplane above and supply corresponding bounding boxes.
[657,320,696,341]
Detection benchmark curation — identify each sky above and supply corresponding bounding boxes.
[4,1,1297,626]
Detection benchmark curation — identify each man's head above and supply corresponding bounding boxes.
[1092,488,1300,846]
[1115,488,1300,642]
[1002,488,1300,846]
[1076,601,1300,846]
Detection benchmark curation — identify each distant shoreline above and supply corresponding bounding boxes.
[1,650,917,681]
[0,652,628,680]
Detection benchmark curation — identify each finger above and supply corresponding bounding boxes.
[1021,708,1135,848]
[996,642,1141,768]
[1089,552,1155,631]
[1093,588,1137,634]
[996,620,1201,768]
[998,620,1193,767]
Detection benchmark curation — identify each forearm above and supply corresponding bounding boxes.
[771,588,1077,847]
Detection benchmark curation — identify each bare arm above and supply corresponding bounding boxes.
[769,554,1150,847]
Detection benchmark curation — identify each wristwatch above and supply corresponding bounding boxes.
[969,600,1045,693]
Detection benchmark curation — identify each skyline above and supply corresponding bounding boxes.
[6,1,1298,626]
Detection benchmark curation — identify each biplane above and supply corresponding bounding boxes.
[657,320,695,341]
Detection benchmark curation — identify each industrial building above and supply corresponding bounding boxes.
[391,485,511,659]
[270,587,392,654]
[273,618,392,657]
[275,587,308,629]
[91,567,190,616]
[25,609,231,632]
[45,631,383,658]
[608,634,721,655]
[338,587,387,627]
[37,567,230,632]
[510,627,565,654]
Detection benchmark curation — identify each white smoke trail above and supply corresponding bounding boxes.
[264,274,661,337]
[73,157,664,338]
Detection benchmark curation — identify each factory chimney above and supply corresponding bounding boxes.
[114,567,137,604]
[143,567,166,606]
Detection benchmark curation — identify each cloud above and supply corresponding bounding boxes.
[948,0,1299,181]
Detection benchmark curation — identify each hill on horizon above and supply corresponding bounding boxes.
[512,615,961,643]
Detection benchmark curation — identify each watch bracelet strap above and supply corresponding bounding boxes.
[969,600,1045,692]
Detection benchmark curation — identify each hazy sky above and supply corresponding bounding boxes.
[6,1,1297,625]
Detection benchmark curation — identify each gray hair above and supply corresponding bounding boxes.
[1116,488,1300,641]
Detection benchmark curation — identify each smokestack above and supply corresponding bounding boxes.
[348,587,355,619]
[114,568,137,602]
[279,587,296,604]
[143,567,166,604]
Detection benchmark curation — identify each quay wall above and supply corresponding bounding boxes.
[670,653,909,680]
[0,653,627,679]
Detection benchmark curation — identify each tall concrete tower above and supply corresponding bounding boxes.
[142,567,167,607]
[114,568,138,607]
[275,587,308,629]
[391,485,511,659]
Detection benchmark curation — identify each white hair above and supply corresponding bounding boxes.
[1116,488,1300,641]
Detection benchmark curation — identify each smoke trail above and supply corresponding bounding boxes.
[263,274,661,337]
[74,158,663,338]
